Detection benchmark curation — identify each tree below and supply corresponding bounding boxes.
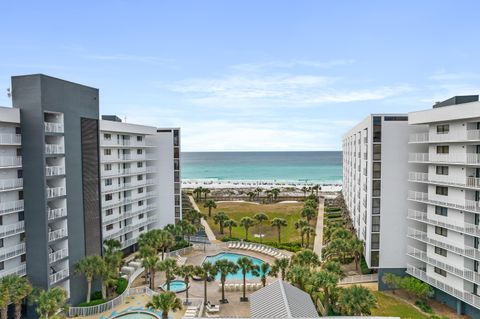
[2,275,33,319]
[0,282,9,319]
[214,259,239,303]
[255,187,263,199]
[381,273,402,294]
[301,186,309,197]
[224,219,238,238]
[74,255,103,303]
[321,260,346,280]
[291,249,320,269]
[253,213,268,243]
[312,184,321,196]
[213,212,229,235]
[303,226,316,248]
[286,264,310,290]
[295,219,309,247]
[184,208,203,225]
[99,259,117,299]
[266,191,273,203]
[271,218,287,243]
[301,206,317,222]
[193,187,204,202]
[400,276,434,301]
[194,262,218,306]
[259,263,270,287]
[308,270,339,316]
[157,258,178,291]
[347,238,364,271]
[31,287,68,319]
[247,191,256,201]
[158,230,175,260]
[176,265,196,305]
[237,257,259,302]
[270,258,289,280]
[182,222,197,244]
[203,188,211,201]
[270,188,281,201]
[146,292,182,319]
[142,255,160,289]
[103,239,123,274]
[203,199,217,218]
[240,217,255,241]
[337,285,377,316]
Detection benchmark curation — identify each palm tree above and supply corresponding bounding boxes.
[224,219,238,238]
[266,191,273,203]
[303,226,316,248]
[146,291,183,319]
[193,187,204,202]
[271,218,287,243]
[176,265,196,305]
[31,287,68,319]
[308,270,339,315]
[270,188,281,201]
[237,257,259,302]
[74,255,103,303]
[247,191,256,201]
[253,213,268,243]
[214,259,239,303]
[348,238,364,271]
[337,285,377,316]
[158,230,175,260]
[142,255,160,289]
[103,239,123,274]
[259,262,270,287]
[0,282,9,319]
[270,258,289,280]
[312,184,321,196]
[213,212,229,235]
[184,208,203,225]
[2,275,32,319]
[301,206,317,222]
[255,187,263,199]
[194,262,218,306]
[295,219,309,247]
[286,264,309,290]
[301,186,308,197]
[291,249,320,269]
[203,199,217,218]
[182,222,197,243]
[240,217,255,241]
[157,258,178,291]
[203,188,211,201]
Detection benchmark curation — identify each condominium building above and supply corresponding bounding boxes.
[342,114,409,275]
[408,96,480,317]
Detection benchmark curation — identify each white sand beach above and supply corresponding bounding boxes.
[182,179,342,192]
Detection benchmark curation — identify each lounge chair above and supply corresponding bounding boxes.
[206,302,220,313]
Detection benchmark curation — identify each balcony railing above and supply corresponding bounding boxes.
[408,172,480,189]
[0,178,23,191]
[407,209,480,237]
[45,144,65,155]
[409,153,429,162]
[44,122,64,133]
[0,263,26,278]
[409,132,429,143]
[47,187,66,198]
[408,190,480,214]
[48,228,68,242]
[0,243,26,262]
[46,166,65,177]
[0,200,24,214]
[49,247,69,264]
[406,264,480,309]
[0,134,21,145]
[0,156,22,167]
[48,207,67,220]
[0,221,25,238]
[49,268,69,285]
[103,216,157,240]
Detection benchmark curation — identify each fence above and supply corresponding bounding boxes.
[338,273,378,285]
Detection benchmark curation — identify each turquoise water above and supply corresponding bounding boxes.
[113,312,158,319]
[203,252,265,280]
[162,280,187,292]
[181,151,342,184]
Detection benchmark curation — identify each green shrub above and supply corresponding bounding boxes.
[415,300,433,314]
[90,291,102,301]
[77,299,107,307]
[172,239,191,250]
[115,278,128,295]
[325,207,341,212]
[429,316,448,319]
[326,212,342,219]
[360,255,372,274]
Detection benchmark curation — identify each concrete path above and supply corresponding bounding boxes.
[313,196,325,259]
[188,195,218,242]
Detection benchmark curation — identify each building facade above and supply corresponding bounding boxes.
[408,96,480,317]
[342,114,409,274]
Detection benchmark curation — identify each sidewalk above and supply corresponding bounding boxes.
[313,196,325,259]
[188,195,219,243]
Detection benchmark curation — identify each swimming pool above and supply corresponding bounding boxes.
[112,311,160,319]
[161,279,188,293]
[203,252,265,280]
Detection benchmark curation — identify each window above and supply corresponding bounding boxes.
[16,148,21,156]
[18,191,23,200]
[138,188,144,194]
[18,211,24,221]
[105,194,113,201]
[104,133,112,140]
[15,127,21,134]
[105,179,112,186]
[435,206,448,216]
[436,186,448,196]
[137,149,143,155]
[371,251,379,268]
[372,180,381,197]
[437,124,450,134]
[21,254,26,262]
[372,198,380,214]
[137,175,143,181]
[372,144,381,160]
[436,166,449,175]
[435,226,448,237]
[434,267,447,277]
[371,233,380,249]
[435,246,447,257]
[20,233,25,242]
[137,136,143,142]
[0,239,3,248]
[139,213,144,219]
[373,116,382,142]
[137,162,143,168]
[106,209,113,216]
[0,262,3,271]
[437,145,449,154]
[104,164,112,171]
[17,170,22,178]
[373,162,381,179]
[106,224,113,231]
[372,216,380,232]
[138,200,144,206]
[139,226,145,232]
[104,149,112,156]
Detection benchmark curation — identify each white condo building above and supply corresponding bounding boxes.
[0,107,26,280]
[342,114,409,273]
[99,116,181,252]
[408,96,480,316]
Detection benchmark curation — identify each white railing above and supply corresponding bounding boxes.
[102,205,156,225]
[0,134,21,145]
[225,241,292,259]
[408,172,428,182]
[339,273,378,284]
[48,207,67,220]
[409,132,429,143]
[466,129,480,141]
[48,228,68,242]
[0,263,26,277]
[466,177,480,188]
[49,268,69,285]
[102,192,158,210]
[407,209,480,237]
[45,144,65,155]
[409,153,429,162]
[0,243,25,261]
[406,264,480,308]
[47,187,66,198]
[46,166,65,176]
[45,122,64,133]
[0,178,23,191]
[49,247,69,264]
[103,217,157,240]
[408,191,480,213]
[407,190,428,202]
[0,221,24,238]
[0,200,24,214]
[0,156,22,167]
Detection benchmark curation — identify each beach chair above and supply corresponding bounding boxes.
[206,302,220,313]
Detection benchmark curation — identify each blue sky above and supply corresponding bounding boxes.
[1,1,480,151]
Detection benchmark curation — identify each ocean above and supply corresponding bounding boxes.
[181,151,343,184]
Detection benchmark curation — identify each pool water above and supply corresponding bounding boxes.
[112,312,159,319]
[203,252,265,280]
[162,280,187,292]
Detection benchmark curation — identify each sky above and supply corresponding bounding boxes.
[1,1,480,151]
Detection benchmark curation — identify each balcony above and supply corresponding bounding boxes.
[0,264,26,278]
[47,187,66,199]
[48,228,68,242]
[407,209,480,237]
[0,221,25,238]
[0,178,23,191]
[409,132,429,143]
[409,152,480,165]
[46,166,65,177]
[409,172,480,190]
[49,247,69,264]
[406,264,480,309]
[0,156,22,168]
[44,122,64,133]
[0,134,21,145]
[103,216,157,240]
[408,190,480,214]
[48,207,67,221]
[0,243,26,262]
[0,200,24,215]
[49,268,69,285]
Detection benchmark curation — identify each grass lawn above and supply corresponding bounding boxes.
[371,291,430,319]
[199,201,313,244]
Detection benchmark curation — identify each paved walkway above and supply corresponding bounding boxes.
[188,195,218,242]
[313,196,325,259]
